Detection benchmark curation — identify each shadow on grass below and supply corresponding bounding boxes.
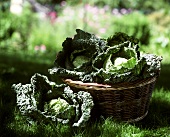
[0,51,55,136]
[134,63,170,129]
[155,64,170,90]
[134,90,170,129]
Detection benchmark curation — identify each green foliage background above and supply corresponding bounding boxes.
[1,0,170,55]
[0,0,170,136]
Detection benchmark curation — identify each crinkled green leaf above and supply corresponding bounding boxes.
[107,32,139,47]
[122,57,136,69]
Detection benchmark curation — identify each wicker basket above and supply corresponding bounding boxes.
[64,76,157,122]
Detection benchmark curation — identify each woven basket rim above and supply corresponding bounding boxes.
[64,76,157,91]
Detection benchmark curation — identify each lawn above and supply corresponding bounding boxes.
[0,49,170,137]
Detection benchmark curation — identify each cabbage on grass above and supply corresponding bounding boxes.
[50,30,162,84]
[12,73,94,127]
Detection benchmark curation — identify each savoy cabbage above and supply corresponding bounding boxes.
[50,29,162,84]
[12,73,94,127]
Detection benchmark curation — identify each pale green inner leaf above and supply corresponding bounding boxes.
[73,55,89,68]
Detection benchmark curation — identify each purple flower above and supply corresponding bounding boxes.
[99,28,106,34]
[34,46,39,51]
[40,45,46,52]
[61,1,67,7]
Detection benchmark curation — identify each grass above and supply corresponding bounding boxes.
[0,49,170,137]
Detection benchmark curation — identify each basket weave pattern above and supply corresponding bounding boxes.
[64,76,157,122]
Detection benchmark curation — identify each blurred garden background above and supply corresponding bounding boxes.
[0,0,170,136]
